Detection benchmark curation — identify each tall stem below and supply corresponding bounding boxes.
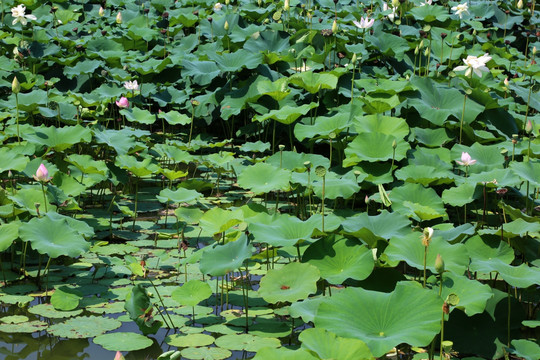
[15,93,20,144]
[40,182,48,213]
[459,94,468,144]
[132,177,139,231]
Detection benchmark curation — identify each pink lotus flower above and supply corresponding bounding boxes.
[33,164,51,182]
[456,152,477,166]
[116,97,129,108]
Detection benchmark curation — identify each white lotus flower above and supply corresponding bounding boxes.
[353,16,375,29]
[214,3,223,12]
[124,80,139,91]
[420,0,433,6]
[451,2,469,18]
[456,152,477,166]
[453,53,492,77]
[11,4,37,26]
[382,2,397,22]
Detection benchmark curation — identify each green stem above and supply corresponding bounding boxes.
[423,246,427,288]
[15,93,20,144]
[41,182,48,213]
[132,178,139,231]
[459,94,467,144]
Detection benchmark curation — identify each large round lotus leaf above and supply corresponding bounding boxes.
[492,261,540,288]
[343,132,410,165]
[390,182,447,221]
[66,154,108,175]
[439,272,493,316]
[19,216,89,258]
[0,147,29,173]
[311,171,361,200]
[294,112,352,141]
[51,286,83,311]
[314,281,443,357]
[299,328,374,360]
[441,183,479,207]
[28,304,82,318]
[175,206,204,224]
[341,210,411,248]
[289,72,338,94]
[384,232,468,274]
[120,107,156,125]
[48,316,122,338]
[199,207,244,236]
[288,297,325,323]
[509,161,540,187]
[165,333,215,347]
[510,339,540,360]
[451,143,504,175]
[237,162,291,194]
[115,154,160,177]
[0,315,29,324]
[253,347,318,360]
[214,333,280,352]
[249,214,314,248]
[45,212,94,238]
[258,262,320,304]
[255,102,319,124]
[172,280,212,307]
[23,125,92,151]
[353,114,410,140]
[199,234,253,276]
[484,218,540,238]
[156,187,202,204]
[465,235,514,273]
[266,151,330,172]
[302,235,374,284]
[9,187,56,216]
[158,110,191,125]
[93,332,153,351]
[181,347,232,360]
[0,320,48,333]
[0,221,20,252]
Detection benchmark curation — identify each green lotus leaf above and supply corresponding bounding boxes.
[451,143,504,175]
[256,77,290,101]
[480,218,540,238]
[182,60,221,86]
[409,4,450,22]
[465,234,515,273]
[353,114,410,140]
[214,333,280,352]
[299,328,374,360]
[0,320,48,333]
[199,207,244,236]
[63,59,102,79]
[175,206,204,224]
[0,147,29,173]
[249,214,314,247]
[441,183,480,206]
[253,102,318,125]
[288,297,325,323]
[115,154,161,177]
[341,210,411,247]
[93,127,138,156]
[66,154,108,175]
[19,215,89,258]
[209,49,263,72]
[294,112,352,141]
[253,347,318,360]
[366,32,409,60]
[28,304,82,318]
[240,141,271,153]
[165,333,215,347]
[396,164,456,186]
[0,221,20,252]
[509,161,540,187]
[45,212,94,238]
[47,316,122,338]
[302,235,374,284]
[466,168,520,187]
[384,232,468,274]
[412,127,453,147]
[492,262,540,288]
[51,286,83,311]
[266,151,330,171]
[439,272,493,316]
[157,188,202,204]
[509,339,540,360]
[0,315,28,324]
[390,183,447,221]
[172,280,212,307]
[258,262,320,303]
[93,332,153,352]
[408,77,484,126]
[124,284,161,335]
[0,294,34,306]
[344,132,410,165]
[311,171,361,200]
[180,347,232,360]
[237,162,291,194]
[314,281,443,357]
[289,71,338,93]
[120,107,156,125]
[362,93,401,114]
[23,125,92,151]
[157,110,191,125]
[199,234,253,276]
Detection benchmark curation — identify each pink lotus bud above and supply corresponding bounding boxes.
[116,11,122,24]
[525,119,533,134]
[114,352,125,360]
[34,164,50,182]
[116,97,129,108]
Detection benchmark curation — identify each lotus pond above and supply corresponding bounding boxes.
[0,0,539,359]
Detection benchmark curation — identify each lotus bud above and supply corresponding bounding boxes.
[517,0,523,9]
[258,0,262,6]
[224,20,229,30]
[533,46,537,55]
[414,46,419,55]
[332,19,338,34]
[392,140,397,149]
[392,0,400,8]
[525,119,533,134]
[99,6,104,17]
[12,76,20,94]
[191,99,200,106]
[351,53,357,64]
[8,170,13,179]
[419,40,424,49]
[435,254,445,274]
[424,48,429,57]
[34,164,50,182]
[284,0,290,11]
[365,195,370,204]
[115,97,129,108]
[114,351,126,360]
[421,227,433,247]
[225,0,230,5]
[116,11,122,24]
[504,77,509,87]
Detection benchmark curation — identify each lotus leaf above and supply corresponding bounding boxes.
[0,320,48,333]
[172,280,212,307]
[93,332,153,351]
[314,281,443,357]
[341,210,411,247]
[344,132,410,165]
[157,188,202,204]
[249,214,314,247]
[214,333,280,352]
[299,328,374,360]
[0,221,19,252]
[258,262,320,303]
[439,272,493,316]
[28,304,82,318]
[47,316,122,338]
[390,183,447,221]
[199,234,253,276]
[181,347,232,360]
[237,162,291,194]
[509,339,540,360]
[51,286,83,311]
[165,333,215,347]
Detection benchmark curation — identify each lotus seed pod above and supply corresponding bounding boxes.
[332,19,338,34]
[315,165,326,177]
[279,144,285,151]
[12,76,20,94]
[304,161,311,170]
[435,254,445,274]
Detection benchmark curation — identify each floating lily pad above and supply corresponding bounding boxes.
[199,234,253,276]
[165,333,215,347]
[214,333,280,352]
[299,328,374,360]
[258,262,320,304]
[28,304,82,319]
[181,347,232,360]
[0,320,47,333]
[253,347,318,360]
[1,315,29,324]
[51,286,83,311]
[48,316,122,338]
[93,332,153,351]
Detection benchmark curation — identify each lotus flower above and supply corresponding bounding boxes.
[453,53,492,77]
[420,0,433,6]
[99,6,104,17]
[11,5,37,26]
[116,11,122,24]
[114,352,125,360]
[451,2,469,18]
[421,227,433,247]
[456,152,477,166]
[213,3,222,12]
[116,97,129,108]
[382,2,397,22]
[124,80,139,91]
[34,164,51,182]
[353,16,375,29]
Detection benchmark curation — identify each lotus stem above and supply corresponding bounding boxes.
[40,182,48,213]
[149,278,176,330]
[15,93,20,144]
[423,246,427,288]
[132,177,139,231]
[321,174,325,232]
